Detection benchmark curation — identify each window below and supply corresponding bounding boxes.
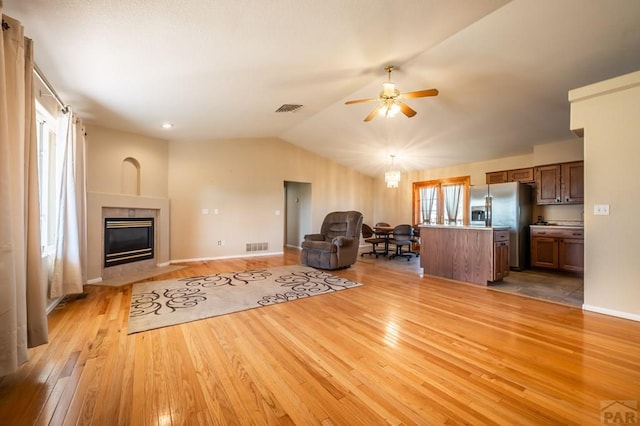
[35,100,60,255]
[412,176,470,225]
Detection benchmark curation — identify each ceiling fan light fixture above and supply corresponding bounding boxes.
[345,65,438,122]
[380,101,401,118]
[382,81,396,98]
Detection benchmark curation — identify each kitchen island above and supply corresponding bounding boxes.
[419,225,510,285]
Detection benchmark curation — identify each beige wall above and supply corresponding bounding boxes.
[82,71,640,321]
[85,124,590,283]
[86,125,169,197]
[374,139,587,228]
[374,152,533,226]
[570,70,640,320]
[86,128,373,274]
[85,126,171,281]
[533,138,583,166]
[167,137,374,261]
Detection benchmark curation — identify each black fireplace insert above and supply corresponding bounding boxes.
[104,217,154,267]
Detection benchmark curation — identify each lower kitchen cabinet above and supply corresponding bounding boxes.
[531,236,559,269]
[494,231,510,280]
[559,238,584,272]
[420,225,510,285]
[530,226,583,273]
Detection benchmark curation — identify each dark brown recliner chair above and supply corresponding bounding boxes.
[300,211,363,270]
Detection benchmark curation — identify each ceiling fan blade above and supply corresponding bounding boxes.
[345,97,379,105]
[398,101,417,118]
[364,104,384,122]
[401,88,439,99]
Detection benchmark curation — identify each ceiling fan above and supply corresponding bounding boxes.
[345,66,438,122]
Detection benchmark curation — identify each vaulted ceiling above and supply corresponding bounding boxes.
[5,0,640,176]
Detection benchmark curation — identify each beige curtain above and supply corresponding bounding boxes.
[444,184,463,224]
[50,109,87,298]
[0,12,48,376]
[419,186,437,224]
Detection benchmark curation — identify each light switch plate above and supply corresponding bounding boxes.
[594,204,610,215]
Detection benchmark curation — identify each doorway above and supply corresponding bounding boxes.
[284,181,312,248]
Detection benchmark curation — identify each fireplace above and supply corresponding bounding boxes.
[104,217,154,267]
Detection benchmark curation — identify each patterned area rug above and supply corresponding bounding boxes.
[127,264,362,334]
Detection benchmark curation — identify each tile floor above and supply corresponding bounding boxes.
[490,269,584,307]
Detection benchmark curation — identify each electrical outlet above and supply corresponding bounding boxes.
[594,204,610,215]
[201,208,209,215]
[217,240,222,246]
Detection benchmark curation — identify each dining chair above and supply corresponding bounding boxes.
[360,223,387,258]
[388,224,417,261]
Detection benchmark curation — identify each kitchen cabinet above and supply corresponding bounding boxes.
[530,226,583,273]
[531,236,559,268]
[494,230,510,280]
[485,167,534,184]
[559,238,584,272]
[535,161,584,205]
[508,167,535,183]
[561,161,584,204]
[486,171,508,184]
[420,225,510,285]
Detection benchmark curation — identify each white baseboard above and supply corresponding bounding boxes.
[46,296,64,314]
[582,304,640,322]
[171,251,285,264]
[86,277,102,284]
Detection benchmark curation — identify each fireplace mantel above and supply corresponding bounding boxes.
[87,192,170,283]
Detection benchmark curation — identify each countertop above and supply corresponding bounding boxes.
[419,224,510,231]
[530,224,584,229]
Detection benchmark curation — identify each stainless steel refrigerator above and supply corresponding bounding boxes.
[469,182,533,270]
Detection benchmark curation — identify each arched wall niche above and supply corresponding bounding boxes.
[121,157,141,196]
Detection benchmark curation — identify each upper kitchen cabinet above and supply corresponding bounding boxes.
[485,167,534,184]
[561,161,584,203]
[535,164,561,204]
[486,170,508,184]
[535,161,583,205]
[508,167,535,183]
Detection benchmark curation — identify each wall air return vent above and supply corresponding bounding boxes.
[275,104,303,113]
[246,242,269,252]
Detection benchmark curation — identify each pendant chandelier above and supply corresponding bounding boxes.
[384,115,400,188]
[385,155,400,188]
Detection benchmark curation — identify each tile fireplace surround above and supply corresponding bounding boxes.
[87,192,170,284]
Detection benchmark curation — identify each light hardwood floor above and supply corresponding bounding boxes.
[1,248,638,425]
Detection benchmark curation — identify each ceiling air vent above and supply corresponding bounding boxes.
[275,104,303,113]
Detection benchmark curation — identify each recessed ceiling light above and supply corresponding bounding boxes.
[161,122,174,129]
